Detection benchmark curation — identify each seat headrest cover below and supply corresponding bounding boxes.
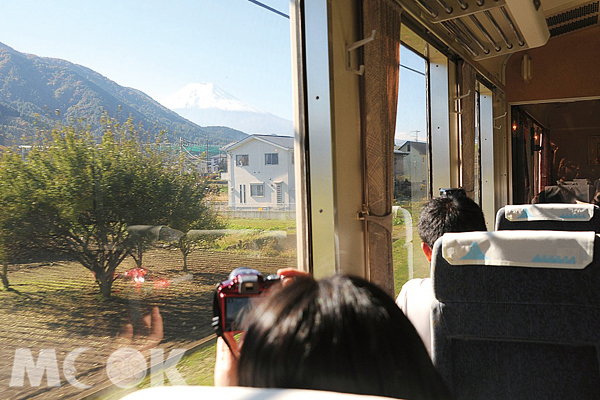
[442,230,595,269]
[120,386,398,400]
[504,204,594,222]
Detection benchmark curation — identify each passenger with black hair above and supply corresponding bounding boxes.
[396,195,487,354]
[215,273,453,400]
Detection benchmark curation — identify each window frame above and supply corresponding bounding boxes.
[265,153,279,165]
[236,154,249,166]
[250,183,265,197]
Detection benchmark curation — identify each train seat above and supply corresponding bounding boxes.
[431,230,600,400]
[495,203,600,232]
[120,385,398,400]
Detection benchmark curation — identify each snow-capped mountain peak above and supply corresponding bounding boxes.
[161,82,262,113]
[161,82,293,136]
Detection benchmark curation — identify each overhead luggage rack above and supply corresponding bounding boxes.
[401,0,550,60]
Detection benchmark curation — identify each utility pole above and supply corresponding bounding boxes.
[206,134,209,175]
[411,130,420,142]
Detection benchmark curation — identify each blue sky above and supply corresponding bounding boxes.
[0,0,293,119]
[0,0,426,138]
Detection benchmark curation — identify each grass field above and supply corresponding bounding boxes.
[0,218,297,399]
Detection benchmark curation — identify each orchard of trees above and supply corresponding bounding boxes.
[0,116,222,297]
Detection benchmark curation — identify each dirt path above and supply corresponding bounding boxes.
[0,248,294,399]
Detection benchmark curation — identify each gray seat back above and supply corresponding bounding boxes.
[431,230,600,400]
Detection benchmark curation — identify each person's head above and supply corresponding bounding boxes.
[237,275,451,400]
[532,186,569,204]
[418,195,487,260]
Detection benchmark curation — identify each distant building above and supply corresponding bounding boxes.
[394,140,427,201]
[221,134,295,209]
[201,153,227,174]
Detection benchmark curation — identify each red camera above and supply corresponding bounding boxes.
[212,268,280,336]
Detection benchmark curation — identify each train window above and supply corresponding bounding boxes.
[393,42,430,293]
[0,1,297,397]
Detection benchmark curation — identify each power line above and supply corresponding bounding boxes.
[246,0,289,19]
[400,63,426,76]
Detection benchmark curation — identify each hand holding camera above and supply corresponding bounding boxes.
[212,267,281,337]
[212,267,309,386]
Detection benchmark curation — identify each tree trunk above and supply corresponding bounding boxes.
[135,247,143,268]
[97,272,113,298]
[179,236,190,272]
[0,263,9,290]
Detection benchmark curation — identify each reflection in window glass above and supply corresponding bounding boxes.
[0,1,297,397]
[393,43,430,295]
[236,154,250,166]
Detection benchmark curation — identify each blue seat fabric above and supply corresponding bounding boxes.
[431,236,600,400]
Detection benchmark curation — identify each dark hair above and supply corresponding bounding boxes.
[237,275,452,400]
[418,196,487,248]
[533,185,583,204]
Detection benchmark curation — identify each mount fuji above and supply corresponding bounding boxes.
[161,83,293,136]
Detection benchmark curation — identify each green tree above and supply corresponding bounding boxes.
[2,116,221,297]
[0,149,38,290]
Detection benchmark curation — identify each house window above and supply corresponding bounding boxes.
[265,153,278,165]
[250,183,264,197]
[239,184,246,203]
[236,154,249,166]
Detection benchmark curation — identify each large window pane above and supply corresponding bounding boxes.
[0,1,297,397]
[393,41,430,295]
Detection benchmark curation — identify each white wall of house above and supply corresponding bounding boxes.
[226,137,295,209]
[395,141,428,201]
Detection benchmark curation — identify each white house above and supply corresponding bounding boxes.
[393,140,427,201]
[221,134,295,209]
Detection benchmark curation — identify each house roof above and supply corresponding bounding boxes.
[394,140,427,154]
[221,134,294,152]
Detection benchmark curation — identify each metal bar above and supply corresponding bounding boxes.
[290,0,310,272]
[434,0,453,14]
[500,6,525,46]
[469,14,501,52]
[455,18,490,54]
[442,21,480,57]
[456,0,469,10]
[303,0,339,277]
[446,19,473,45]
[429,48,453,197]
[415,0,439,17]
[484,10,512,49]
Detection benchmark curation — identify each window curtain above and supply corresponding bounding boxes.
[458,60,477,199]
[361,0,402,297]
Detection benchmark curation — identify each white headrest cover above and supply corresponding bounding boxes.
[504,204,595,222]
[442,230,595,269]
[121,386,397,400]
